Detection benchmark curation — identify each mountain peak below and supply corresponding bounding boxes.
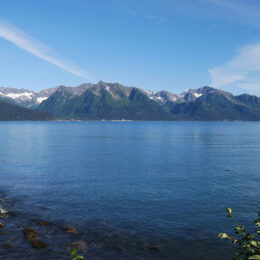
[2,82,260,121]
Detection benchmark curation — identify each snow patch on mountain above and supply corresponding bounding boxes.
[36,97,48,103]
[0,87,58,107]
[142,86,215,104]
[2,92,34,100]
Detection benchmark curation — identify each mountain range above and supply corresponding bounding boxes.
[1,81,260,121]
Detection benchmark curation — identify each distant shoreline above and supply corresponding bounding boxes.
[0,119,257,122]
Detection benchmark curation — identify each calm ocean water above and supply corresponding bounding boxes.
[1,121,260,259]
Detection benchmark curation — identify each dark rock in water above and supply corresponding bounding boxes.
[0,223,5,228]
[141,242,150,251]
[3,243,14,249]
[23,227,36,233]
[23,227,38,241]
[128,242,137,247]
[37,221,51,226]
[63,226,78,234]
[64,240,88,253]
[149,244,164,252]
[113,243,126,252]
[140,242,163,252]
[91,241,105,248]
[97,221,108,226]
[23,227,47,249]
[31,239,47,249]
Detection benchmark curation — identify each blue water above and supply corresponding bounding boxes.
[1,121,260,259]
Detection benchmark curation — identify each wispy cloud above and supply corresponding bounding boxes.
[205,0,245,10]
[145,15,168,24]
[204,0,260,92]
[209,43,260,90]
[0,19,89,79]
[203,0,260,27]
[127,10,167,24]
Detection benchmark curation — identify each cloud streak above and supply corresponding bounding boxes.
[209,43,260,90]
[203,0,260,27]
[0,19,89,79]
[127,10,167,24]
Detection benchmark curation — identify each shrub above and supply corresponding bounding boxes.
[219,208,260,259]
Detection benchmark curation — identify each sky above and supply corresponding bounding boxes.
[1,0,260,95]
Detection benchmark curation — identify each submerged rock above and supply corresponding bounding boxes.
[0,222,5,228]
[64,240,88,253]
[31,239,47,249]
[23,227,38,242]
[149,244,164,252]
[140,242,164,252]
[128,242,137,247]
[23,227,47,249]
[37,221,51,226]
[113,243,126,252]
[63,226,78,234]
[91,241,105,248]
[3,243,14,249]
[141,242,150,251]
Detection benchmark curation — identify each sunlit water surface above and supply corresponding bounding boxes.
[0,121,260,259]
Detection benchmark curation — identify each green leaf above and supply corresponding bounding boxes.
[219,233,231,239]
[226,208,232,214]
[254,220,260,227]
[251,241,258,247]
[76,256,84,259]
[71,248,77,256]
[233,239,238,245]
[248,256,260,260]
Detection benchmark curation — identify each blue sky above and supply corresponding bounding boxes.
[1,0,260,95]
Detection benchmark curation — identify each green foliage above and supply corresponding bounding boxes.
[39,86,173,120]
[163,92,260,121]
[37,83,260,121]
[70,248,84,260]
[0,99,53,121]
[219,208,260,260]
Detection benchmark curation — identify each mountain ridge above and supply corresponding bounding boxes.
[1,82,260,121]
[0,82,221,108]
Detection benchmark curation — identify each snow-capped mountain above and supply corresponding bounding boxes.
[142,86,216,104]
[0,84,217,109]
[0,87,58,108]
[2,82,260,121]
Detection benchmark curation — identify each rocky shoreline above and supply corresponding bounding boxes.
[0,192,165,260]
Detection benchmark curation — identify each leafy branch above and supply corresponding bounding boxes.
[219,208,260,260]
[70,248,84,260]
